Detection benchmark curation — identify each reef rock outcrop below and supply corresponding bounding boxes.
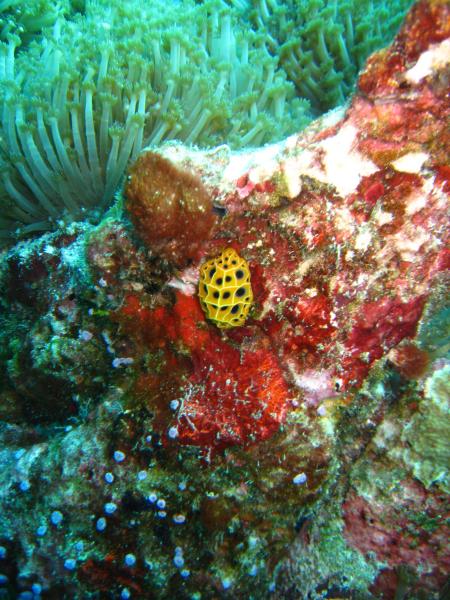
[0,2,448,598]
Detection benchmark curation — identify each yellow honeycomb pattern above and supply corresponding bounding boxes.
[198,248,253,329]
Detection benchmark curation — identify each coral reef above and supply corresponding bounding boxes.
[0,1,449,598]
[343,361,450,595]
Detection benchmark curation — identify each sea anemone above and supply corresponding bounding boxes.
[226,0,415,113]
[0,0,415,245]
[0,0,308,244]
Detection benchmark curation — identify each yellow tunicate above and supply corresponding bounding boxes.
[198,248,253,329]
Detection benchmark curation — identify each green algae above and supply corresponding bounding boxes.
[401,365,450,494]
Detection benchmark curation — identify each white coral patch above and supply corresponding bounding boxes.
[334,205,358,237]
[292,256,317,281]
[392,152,428,173]
[354,225,373,252]
[425,363,450,410]
[320,124,378,196]
[405,38,450,84]
[290,148,323,181]
[374,208,394,226]
[167,265,199,296]
[287,364,336,405]
[393,226,430,262]
[224,123,378,200]
[405,189,428,216]
[224,141,282,184]
[280,157,302,198]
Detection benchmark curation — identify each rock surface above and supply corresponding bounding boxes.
[0,1,448,598]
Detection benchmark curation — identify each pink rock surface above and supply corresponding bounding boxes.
[118,0,450,455]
